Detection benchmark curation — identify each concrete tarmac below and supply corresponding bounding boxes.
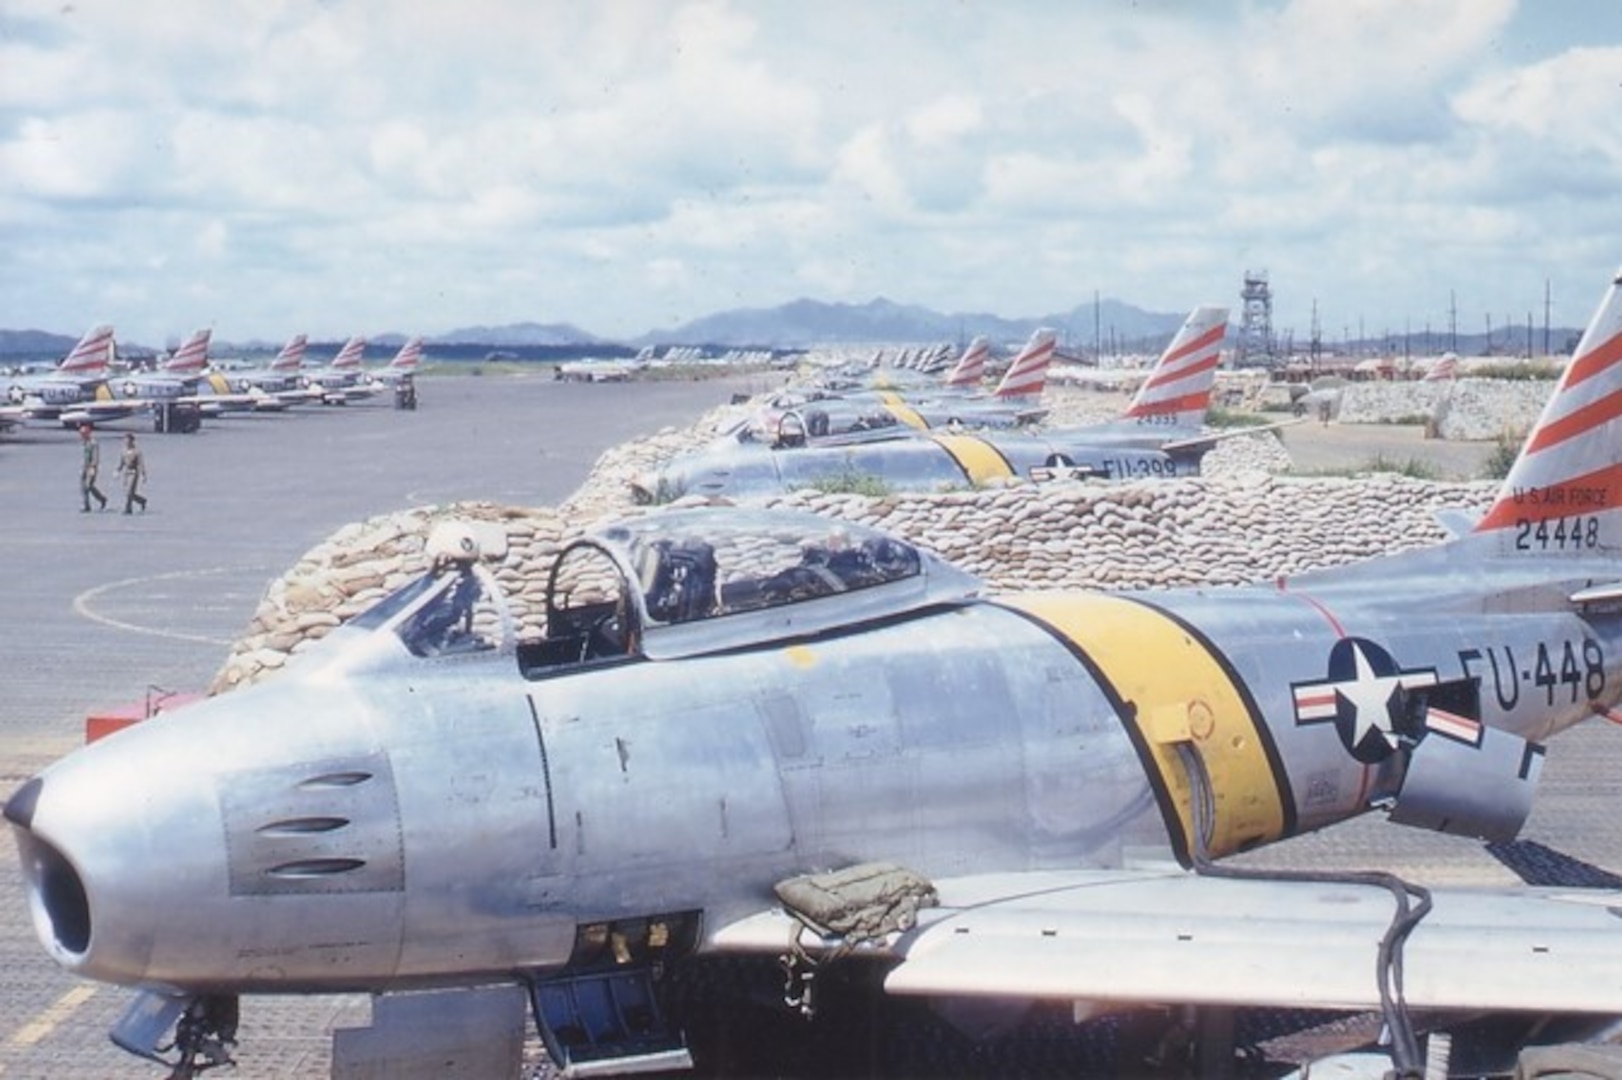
[1,379,1620,1076]
[0,371,772,1077]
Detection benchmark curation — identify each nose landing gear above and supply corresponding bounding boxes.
[110,991,238,1078]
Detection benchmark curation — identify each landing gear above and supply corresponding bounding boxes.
[110,991,237,1078]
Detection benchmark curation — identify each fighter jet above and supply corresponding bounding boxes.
[220,334,325,409]
[13,268,1622,1076]
[5,324,117,421]
[812,337,987,395]
[638,308,1229,502]
[759,327,1060,439]
[369,336,424,387]
[303,335,381,403]
[91,329,259,420]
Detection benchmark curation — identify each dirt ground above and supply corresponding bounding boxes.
[1275,418,1501,480]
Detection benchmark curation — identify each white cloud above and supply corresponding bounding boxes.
[0,0,1619,344]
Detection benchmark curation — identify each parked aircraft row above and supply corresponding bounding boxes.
[637,306,1268,502]
[12,264,1622,1076]
[1,328,423,433]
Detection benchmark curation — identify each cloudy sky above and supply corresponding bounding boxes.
[1,0,1617,350]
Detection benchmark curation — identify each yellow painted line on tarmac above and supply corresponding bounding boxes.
[2,984,98,1066]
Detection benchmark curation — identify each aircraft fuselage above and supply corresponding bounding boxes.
[11,548,1619,995]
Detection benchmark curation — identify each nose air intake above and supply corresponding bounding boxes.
[6,778,93,960]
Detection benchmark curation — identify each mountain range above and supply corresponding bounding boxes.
[0,296,1582,358]
[0,296,1185,357]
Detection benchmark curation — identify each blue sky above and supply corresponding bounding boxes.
[2,0,1619,350]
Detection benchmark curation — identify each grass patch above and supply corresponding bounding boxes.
[1292,455,1443,480]
[801,471,893,497]
[1205,407,1274,428]
[1470,362,1560,381]
[1481,434,1522,480]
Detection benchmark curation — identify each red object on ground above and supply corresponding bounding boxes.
[85,690,203,743]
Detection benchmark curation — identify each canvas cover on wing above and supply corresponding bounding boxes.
[713,868,1622,1014]
[878,870,1622,1013]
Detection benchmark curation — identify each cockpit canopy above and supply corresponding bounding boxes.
[530,507,981,667]
[314,508,981,676]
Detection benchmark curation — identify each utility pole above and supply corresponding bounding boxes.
[1544,278,1552,358]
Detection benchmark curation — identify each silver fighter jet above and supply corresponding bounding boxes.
[14,271,1622,1076]
[638,306,1231,502]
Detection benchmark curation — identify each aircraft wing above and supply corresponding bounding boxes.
[1160,417,1304,456]
[57,400,153,425]
[712,868,1622,1014]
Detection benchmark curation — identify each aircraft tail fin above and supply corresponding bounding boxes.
[944,336,991,389]
[1424,353,1460,382]
[163,329,211,374]
[330,335,367,369]
[1121,306,1228,429]
[1473,266,1622,556]
[387,337,424,371]
[59,324,115,375]
[992,328,1057,399]
[271,334,308,372]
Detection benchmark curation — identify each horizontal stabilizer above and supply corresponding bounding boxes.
[1431,508,1479,539]
[1569,580,1622,607]
[1159,417,1304,456]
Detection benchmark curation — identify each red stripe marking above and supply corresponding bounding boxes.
[1141,352,1219,392]
[1563,327,1622,390]
[1477,459,1622,530]
[1277,582,1347,638]
[1524,385,1622,455]
[1160,322,1225,367]
[1124,389,1211,418]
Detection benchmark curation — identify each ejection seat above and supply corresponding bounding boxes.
[643,539,718,625]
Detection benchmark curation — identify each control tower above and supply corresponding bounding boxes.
[1236,269,1275,367]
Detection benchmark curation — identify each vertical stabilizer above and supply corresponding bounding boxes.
[330,336,368,369]
[944,336,991,390]
[1475,267,1622,555]
[59,325,115,376]
[992,328,1057,399]
[1122,306,1228,429]
[387,337,424,372]
[163,330,212,374]
[271,334,308,373]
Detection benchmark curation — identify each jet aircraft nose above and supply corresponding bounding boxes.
[8,672,580,994]
[2,686,412,990]
[4,717,231,984]
[4,776,92,968]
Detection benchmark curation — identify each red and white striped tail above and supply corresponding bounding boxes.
[60,325,115,375]
[992,328,1057,399]
[1423,353,1460,381]
[272,334,308,372]
[330,336,368,369]
[1122,305,1228,427]
[944,336,990,389]
[1476,266,1622,553]
[389,337,424,370]
[163,330,212,373]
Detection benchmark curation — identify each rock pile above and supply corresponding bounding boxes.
[211,403,1496,692]
[1336,378,1549,441]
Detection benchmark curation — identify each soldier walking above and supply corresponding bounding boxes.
[78,424,107,512]
[117,432,148,513]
